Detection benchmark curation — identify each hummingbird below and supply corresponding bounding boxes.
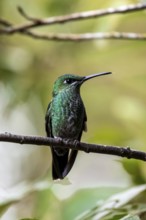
[45,72,111,180]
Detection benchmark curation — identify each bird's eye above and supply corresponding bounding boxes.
[64,78,73,84]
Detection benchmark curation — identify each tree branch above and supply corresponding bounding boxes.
[0,3,146,42]
[0,133,146,162]
[0,18,12,27]
[1,3,146,33]
[7,31,146,41]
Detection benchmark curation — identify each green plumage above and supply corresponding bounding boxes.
[45,72,111,180]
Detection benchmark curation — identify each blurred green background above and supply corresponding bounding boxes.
[0,0,146,219]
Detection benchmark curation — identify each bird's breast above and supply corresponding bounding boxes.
[51,93,84,139]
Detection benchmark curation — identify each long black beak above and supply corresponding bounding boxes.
[82,72,112,83]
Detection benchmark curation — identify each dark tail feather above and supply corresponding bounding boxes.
[62,150,78,178]
[51,148,78,180]
[51,148,69,180]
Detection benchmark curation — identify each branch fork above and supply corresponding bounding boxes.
[0,3,146,41]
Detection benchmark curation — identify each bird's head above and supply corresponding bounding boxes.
[52,72,111,96]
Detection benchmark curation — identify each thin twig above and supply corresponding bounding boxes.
[0,132,146,162]
[0,19,12,27]
[17,31,146,41]
[1,29,145,41]
[17,6,38,22]
[0,3,146,34]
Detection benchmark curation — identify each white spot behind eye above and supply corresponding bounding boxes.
[63,79,68,84]
[64,79,73,84]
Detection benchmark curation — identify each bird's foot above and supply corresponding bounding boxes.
[73,140,80,149]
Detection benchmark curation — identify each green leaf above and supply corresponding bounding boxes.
[120,214,141,220]
[122,160,146,185]
[76,185,146,220]
[62,187,123,220]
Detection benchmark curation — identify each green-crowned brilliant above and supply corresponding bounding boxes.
[45,72,111,180]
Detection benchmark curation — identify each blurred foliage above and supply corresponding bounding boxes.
[1,0,146,219]
[0,183,146,220]
[74,185,146,220]
[122,160,146,185]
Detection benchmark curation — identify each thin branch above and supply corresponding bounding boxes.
[0,133,146,162]
[17,6,37,22]
[0,3,146,34]
[14,31,146,41]
[1,27,146,41]
[0,19,12,27]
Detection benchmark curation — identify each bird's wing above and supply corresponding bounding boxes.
[45,102,52,137]
[45,102,87,179]
[62,106,87,178]
[80,106,87,137]
[45,101,69,179]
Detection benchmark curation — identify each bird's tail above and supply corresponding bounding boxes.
[52,148,68,180]
[51,148,78,180]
